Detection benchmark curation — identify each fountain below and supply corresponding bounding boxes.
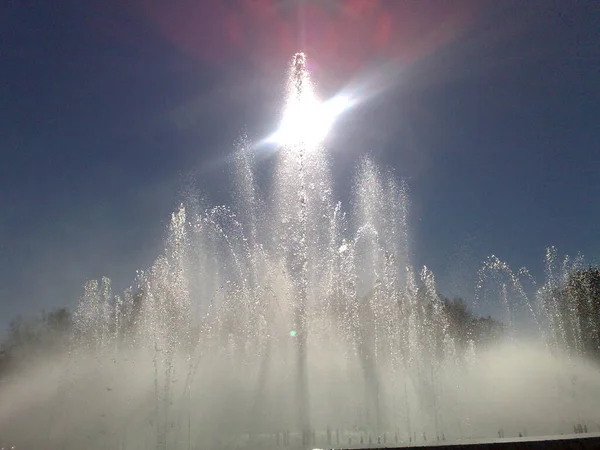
[1,53,600,449]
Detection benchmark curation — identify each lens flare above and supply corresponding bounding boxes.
[271,94,351,147]
[265,53,352,148]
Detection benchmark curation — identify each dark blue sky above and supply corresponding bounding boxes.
[1,1,599,326]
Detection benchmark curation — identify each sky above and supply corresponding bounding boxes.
[1,0,599,328]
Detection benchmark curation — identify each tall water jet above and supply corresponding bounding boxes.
[273,51,314,445]
[290,52,310,445]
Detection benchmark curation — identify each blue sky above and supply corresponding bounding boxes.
[1,0,599,327]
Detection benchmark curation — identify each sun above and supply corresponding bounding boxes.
[266,53,351,148]
[264,52,352,149]
[271,92,351,148]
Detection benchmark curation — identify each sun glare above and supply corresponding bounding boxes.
[271,94,351,148]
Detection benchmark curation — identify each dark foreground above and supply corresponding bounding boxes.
[331,433,600,450]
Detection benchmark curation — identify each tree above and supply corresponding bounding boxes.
[442,297,474,348]
[442,297,504,349]
[0,344,8,376]
[562,266,600,358]
[470,315,504,347]
[0,307,73,374]
[43,307,73,350]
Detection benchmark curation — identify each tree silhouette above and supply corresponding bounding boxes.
[0,307,73,375]
[561,266,600,358]
[0,285,506,377]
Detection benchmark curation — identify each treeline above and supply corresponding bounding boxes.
[1,265,596,376]
[546,265,600,359]
[0,308,72,375]
[441,297,504,349]
[0,293,504,378]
